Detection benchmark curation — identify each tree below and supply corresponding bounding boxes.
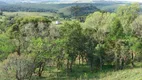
[83,12,115,71]
[8,16,54,77]
[83,28,98,71]
[114,3,141,68]
[107,18,131,69]
[116,3,140,34]
[0,34,15,60]
[0,53,36,80]
[0,10,3,15]
[9,16,51,55]
[28,23,59,77]
[70,5,81,18]
[59,21,83,72]
[130,15,142,64]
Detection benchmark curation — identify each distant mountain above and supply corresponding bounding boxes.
[0,0,19,4]
[0,0,60,4]
[0,0,136,4]
[21,0,60,3]
[59,5,100,17]
[0,1,7,4]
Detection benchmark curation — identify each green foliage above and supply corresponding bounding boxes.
[59,21,83,71]
[109,18,124,40]
[0,34,15,60]
[59,5,100,18]
[0,3,142,80]
[116,3,140,34]
[0,11,2,15]
[0,53,36,80]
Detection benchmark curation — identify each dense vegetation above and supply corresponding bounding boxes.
[0,2,142,80]
[0,2,125,15]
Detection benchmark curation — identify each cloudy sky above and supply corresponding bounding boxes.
[1,0,142,3]
[116,0,142,2]
[70,0,142,2]
[100,0,142,2]
[22,0,142,2]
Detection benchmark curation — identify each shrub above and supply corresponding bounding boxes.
[0,53,36,80]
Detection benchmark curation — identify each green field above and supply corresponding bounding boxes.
[3,12,58,17]
[30,63,142,80]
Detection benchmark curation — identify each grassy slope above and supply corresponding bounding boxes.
[101,67,142,80]
[31,64,142,80]
[3,12,59,18]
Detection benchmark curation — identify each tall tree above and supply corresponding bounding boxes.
[116,3,140,34]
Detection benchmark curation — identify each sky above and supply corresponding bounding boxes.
[1,0,142,3]
[116,0,142,2]
[68,0,142,2]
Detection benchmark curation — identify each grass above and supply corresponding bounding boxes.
[101,67,142,80]
[30,62,142,80]
[3,12,59,17]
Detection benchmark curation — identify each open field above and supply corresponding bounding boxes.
[3,12,59,17]
[30,63,142,80]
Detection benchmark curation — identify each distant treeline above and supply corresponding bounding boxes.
[0,3,126,12]
[0,5,57,12]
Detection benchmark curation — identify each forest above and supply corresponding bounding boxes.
[0,2,142,80]
[0,2,125,14]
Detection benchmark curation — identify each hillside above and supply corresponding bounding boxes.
[29,64,142,80]
[100,67,142,80]
[59,5,100,17]
[0,3,126,12]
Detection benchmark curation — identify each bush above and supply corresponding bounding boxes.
[0,53,36,80]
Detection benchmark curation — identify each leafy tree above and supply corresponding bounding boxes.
[0,34,15,60]
[83,12,115,70]
[130,15,142,64]
[0,53,36,80]
[59,21,83,72]
[9,16,51,55]
[0,10,2,15]
[116,3,140,34]
[7,16,55,77]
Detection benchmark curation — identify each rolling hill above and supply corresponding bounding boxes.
[0,0,134,4]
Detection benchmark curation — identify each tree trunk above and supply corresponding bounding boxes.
[79,55,80,65]
[131,52,135,67]
[16,70,20,80]
[121,58,124,69]
[67,59,70,73]
[38,62,45,77]
[17,45,21,55]
[115,54,119,70]
[69,59,75,72]
[119,57,123,70]
[132,52,135,67]
[38,66,42,77]
[81,55,84,65]
[17,38,21,56]
[100,56,102,70]
[90,60,94,72]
